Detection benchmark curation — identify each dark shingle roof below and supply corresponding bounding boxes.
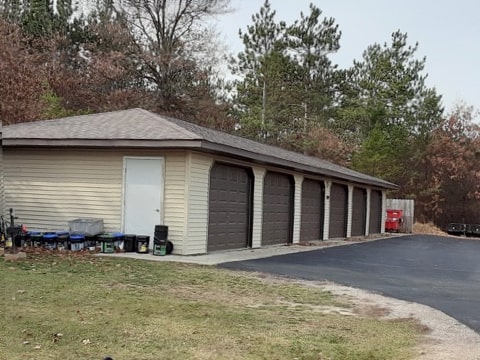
[3,108,397,189]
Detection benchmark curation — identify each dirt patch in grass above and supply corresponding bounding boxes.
[354,303,392,318]
[319,282,480,360]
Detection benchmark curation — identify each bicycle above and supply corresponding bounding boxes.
[1,209,23,250]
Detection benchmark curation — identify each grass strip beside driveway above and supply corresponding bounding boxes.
[2,253,419,359]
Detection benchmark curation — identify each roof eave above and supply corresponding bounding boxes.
[200,142,398,189]
[3,138,203,148]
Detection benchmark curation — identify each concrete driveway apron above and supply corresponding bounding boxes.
[219,235,480,333]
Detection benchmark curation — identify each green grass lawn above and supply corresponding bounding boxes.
[1,253,420,359]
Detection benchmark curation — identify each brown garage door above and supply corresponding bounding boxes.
[329,183,347,238]
[262,171,293,245]
[351,187,367,236]
[369,190,382,234]
[300,179,324,241]
[207,163,252,252]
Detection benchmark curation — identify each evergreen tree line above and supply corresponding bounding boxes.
[0,0,479,228]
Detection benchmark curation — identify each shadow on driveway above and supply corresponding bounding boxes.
[219,235,480,333]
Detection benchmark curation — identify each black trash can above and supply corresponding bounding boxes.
[56,231,70,251]
[70,234,85,251]
[13,234,22,248]
[153,225,168,256]
[155,225,168,240]
[98,233,114,253]
[30,232,43,247]
[124,234,136,252]
[43,232,58,250]
[14,230,29,248]
[84,234,97,250]
[136,235,149,253]
[112,232,125,251]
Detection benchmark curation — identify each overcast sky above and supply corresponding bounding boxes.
[215,0,479,120]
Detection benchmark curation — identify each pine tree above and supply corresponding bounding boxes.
[231,1,341,150]
[339,31,444,184]
[230,0,287,141]
[285,3,341,149]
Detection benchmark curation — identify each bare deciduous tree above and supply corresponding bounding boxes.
[114,0,231,100]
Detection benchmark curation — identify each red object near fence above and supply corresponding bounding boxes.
[385,209,403,232]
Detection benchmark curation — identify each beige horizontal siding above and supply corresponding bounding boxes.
[4,149,123,232]
[185,152,213,255]
[164,152,187,254]
[4,149,249,254]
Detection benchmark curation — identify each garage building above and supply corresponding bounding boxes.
[2,109,396,254]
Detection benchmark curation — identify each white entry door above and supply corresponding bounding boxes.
[123,157,164,249]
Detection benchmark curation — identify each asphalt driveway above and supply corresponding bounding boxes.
[219,235,480,333]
